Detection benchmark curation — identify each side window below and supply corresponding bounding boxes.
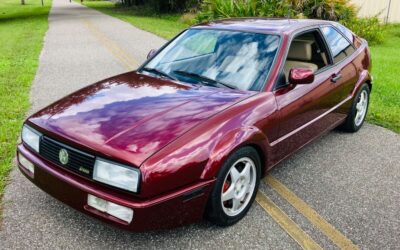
[278,30,330,87]
[333,23,355,43]
[321,26,355,64]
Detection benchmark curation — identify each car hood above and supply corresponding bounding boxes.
[29,71,254,166]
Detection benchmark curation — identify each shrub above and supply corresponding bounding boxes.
[196,0,384,44]
[303,0,357,21]
[342,17,385,45]
[179,12,198,25]
[197,0,259,22]
[197,0,357,22]
[120,0,201,12]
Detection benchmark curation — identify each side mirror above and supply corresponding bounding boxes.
[289,68,314,85]
[147,49,157,60]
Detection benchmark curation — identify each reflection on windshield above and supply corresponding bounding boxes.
[145,29,280,91]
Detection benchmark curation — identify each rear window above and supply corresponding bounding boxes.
[321,26,355,64]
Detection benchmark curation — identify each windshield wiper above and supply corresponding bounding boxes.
[173,70,236,89]
[141,67,177,81]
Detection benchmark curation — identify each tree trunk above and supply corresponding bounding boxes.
[21,0,25,5]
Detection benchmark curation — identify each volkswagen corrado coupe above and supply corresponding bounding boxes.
[17,18,372,231]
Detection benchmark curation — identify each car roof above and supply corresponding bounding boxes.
[193,18,335,34]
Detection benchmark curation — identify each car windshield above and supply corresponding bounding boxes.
[143,29,280,91]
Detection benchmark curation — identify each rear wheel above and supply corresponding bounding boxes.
[340,83,370,132]
[205,147,261,226]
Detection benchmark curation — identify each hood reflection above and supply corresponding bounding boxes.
[30,71,253,166]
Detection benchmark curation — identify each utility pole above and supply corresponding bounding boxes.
[386,0,392,24]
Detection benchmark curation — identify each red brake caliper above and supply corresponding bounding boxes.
[223,180,230,192]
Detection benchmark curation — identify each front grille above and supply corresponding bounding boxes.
[39,136,96,178]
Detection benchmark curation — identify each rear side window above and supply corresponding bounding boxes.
[321,26,355,64]
[334,23,354,43]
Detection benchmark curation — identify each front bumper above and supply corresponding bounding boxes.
[17,144,214,231]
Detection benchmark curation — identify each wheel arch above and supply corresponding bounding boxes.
[352,69,372,97]
[200,126,270,180]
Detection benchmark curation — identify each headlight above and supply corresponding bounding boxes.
[93,158,140,192]
[21,125,41,152]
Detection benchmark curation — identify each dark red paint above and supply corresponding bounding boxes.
[18,18,372,231]
[289,68,315,85]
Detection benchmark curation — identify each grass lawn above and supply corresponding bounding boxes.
[368,25,400,133]
[80,1,188,39]
[81,1,400,133]
[0,0,52,201]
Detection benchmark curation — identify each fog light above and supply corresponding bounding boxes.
[87,194,133,223]
[18,153,34,174]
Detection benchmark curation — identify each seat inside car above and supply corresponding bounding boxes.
[281,30,330,85]
[283,39,319,78]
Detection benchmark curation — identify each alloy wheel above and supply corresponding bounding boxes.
[221,157,257,217]
[354,89,368,126]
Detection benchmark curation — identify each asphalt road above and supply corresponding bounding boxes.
[1,0,399,249]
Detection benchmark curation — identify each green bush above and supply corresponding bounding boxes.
[342,17,384,45]
[120,0,200,12]
[303,0,356,21]
[196,0,383,44]
[197,0,357,22]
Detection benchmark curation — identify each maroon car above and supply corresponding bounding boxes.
[17,18,371,231]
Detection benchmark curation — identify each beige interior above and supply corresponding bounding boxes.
[284,40,318,79]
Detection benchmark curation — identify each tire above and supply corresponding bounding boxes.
[205,146,261,226]
[340,83,370,132]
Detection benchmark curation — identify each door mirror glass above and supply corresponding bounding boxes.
[147,49,157,60]
[289,68,314,85]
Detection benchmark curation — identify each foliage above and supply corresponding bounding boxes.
[197,0,357,22]
[303,0,356,21]
[196,0,384,44]
[0,0,51,203]
[341,17,384,45]
[81,1,188,39]
[119,0,201,12]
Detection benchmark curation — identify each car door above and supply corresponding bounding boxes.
[270,28,345,164]
[320,25,358,116]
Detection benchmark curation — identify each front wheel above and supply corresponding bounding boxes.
[340,83,370,132]
[205,147,261,226]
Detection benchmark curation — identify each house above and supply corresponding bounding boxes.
[351,0,399,23]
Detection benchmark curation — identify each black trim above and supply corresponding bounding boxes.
[182,187,206,202]
[43,136,95,158]
[33,132,141,195]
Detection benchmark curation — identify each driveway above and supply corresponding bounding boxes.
[1,0,399,249]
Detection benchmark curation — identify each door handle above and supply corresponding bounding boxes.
[331,73,342,83]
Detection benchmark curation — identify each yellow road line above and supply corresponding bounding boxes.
[256,192,323,250]
[83,19,138,70]
[265,176,359,250]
